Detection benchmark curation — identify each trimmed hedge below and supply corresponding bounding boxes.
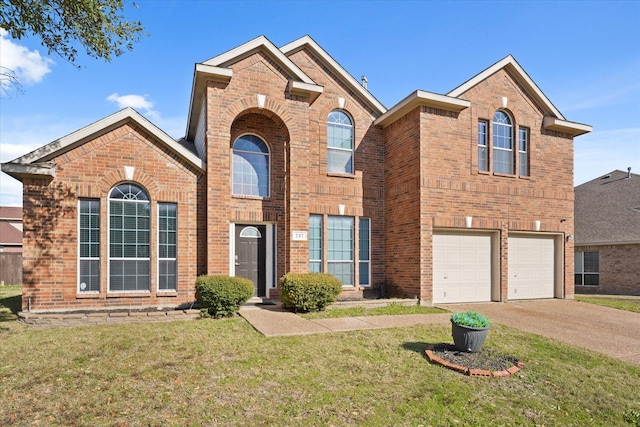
[280,273,342,313]
[195,275,254,318]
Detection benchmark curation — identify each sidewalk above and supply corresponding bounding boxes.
[238,304,451,337]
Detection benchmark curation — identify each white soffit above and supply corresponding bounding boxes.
[543,117,592,136]
[280,35,387,116]
[374,90,470,128]
[448,55,566,120]
[4,108,205,175]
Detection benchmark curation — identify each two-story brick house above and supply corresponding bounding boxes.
[1,35,591,312]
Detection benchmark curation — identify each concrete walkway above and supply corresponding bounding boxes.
[239,299,640,366]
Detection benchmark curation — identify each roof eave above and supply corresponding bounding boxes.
[0,162,56,182]
[186,64,233,141]
[448,55,566,120]
[288,80,324,103]
[374,90,470,128]
[543,117,592,137]
[280,35,387,115]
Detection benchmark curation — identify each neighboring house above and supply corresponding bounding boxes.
[0,206,23,285]
[1,35,591,312]
[574,169,640,295]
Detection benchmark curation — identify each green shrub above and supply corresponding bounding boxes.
[451,311,490,328]
[195,275,254,318]
[280,273,342,313]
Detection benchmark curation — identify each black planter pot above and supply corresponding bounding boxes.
[451,320,490,352]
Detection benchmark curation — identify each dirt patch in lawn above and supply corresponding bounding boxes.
[426,343,523,377]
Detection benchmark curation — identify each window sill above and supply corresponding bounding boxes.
[157,290,178,297]
[492,172,517,179]
[327,172,356,179]
[478,170,490,176]
[76,292,101,299]
[518,175,531,180]
[107,291,151,298]
[232,194,269,200]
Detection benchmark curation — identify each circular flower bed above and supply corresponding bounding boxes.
[425,343,523,377]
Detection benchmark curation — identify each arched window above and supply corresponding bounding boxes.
[233,134,270,197]
[492,111,513,174]
[109,183,150,292]
[327,110,354,174]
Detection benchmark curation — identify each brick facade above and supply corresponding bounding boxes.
[3,36,590,312]
[575,244,640,295]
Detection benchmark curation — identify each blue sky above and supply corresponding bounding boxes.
[1,0,639,206]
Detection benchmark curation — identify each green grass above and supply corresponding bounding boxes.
[301,303,446,319]
[575,295,640,313]
[1,289,639,426]
[0,285,21,322]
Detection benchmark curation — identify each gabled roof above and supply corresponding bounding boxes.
[1,108,205,182]
[448,55,591,136]
[186,35,324,140]
[575,170,640,245]
[0,206,22,220]
[0,222,22,246]
[375,90,470,128]
[280,35,387,115]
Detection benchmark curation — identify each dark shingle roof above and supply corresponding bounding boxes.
[575,170,640,245]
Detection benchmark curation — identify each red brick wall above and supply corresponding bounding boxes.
[382,69,576,303]
[21,122,203,311]
[576,244,640,295]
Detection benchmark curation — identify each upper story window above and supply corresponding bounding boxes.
[109,183,150,292]
[518,127,529,176]
[327,110,354,174]
[478,120,489,172]
[492,111,513,174]
[233,134,270,197]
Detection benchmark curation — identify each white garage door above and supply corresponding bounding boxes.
[508,236,555,300]
[433,233,492,304]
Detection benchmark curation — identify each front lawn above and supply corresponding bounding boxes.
[576,295,640,313]
[1,302,638,425]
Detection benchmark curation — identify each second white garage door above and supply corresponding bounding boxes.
[433,233,492,304]
[508,235,555,300]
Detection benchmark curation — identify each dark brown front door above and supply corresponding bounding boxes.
[235,225,266,297]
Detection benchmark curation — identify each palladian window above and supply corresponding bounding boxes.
[327,110,354,174]
[232,134,270,197]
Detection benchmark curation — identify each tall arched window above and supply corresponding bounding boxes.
[327,110,354,174]
[492,111,513,174]
[232,134,270,197]
[109,183,150,292]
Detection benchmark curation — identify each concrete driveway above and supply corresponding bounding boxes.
[440,299,640,365]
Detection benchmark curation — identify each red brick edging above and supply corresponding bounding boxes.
[425,344,524,377]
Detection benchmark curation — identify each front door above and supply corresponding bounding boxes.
[235,225,266,297]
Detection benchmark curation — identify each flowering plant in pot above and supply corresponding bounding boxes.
[450,311,490,353]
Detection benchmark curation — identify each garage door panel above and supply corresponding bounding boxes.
[508,236,555,300]
[433,233,492,304]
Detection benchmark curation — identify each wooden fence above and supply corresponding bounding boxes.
[0,253,22,285]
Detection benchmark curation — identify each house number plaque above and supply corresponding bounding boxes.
[292,231,307,241]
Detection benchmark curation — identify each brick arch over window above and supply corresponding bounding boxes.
[97,169,161,200]
[219,96,293,138]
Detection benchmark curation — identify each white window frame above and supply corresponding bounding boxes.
[78,198,100,293]
[478,120,489,172]
[492,110,514,174]
[158,202,177,292]
[108,183,151,293]
[328,215,354,286]
[575,251,599,286]
[232,133,270,198]
[327,110,354,175]
[309,215,323,273]
[358,218,371,286]
[518,127,529,176]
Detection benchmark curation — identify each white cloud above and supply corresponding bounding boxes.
[106,92,164,122]
[0,29,55,86]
